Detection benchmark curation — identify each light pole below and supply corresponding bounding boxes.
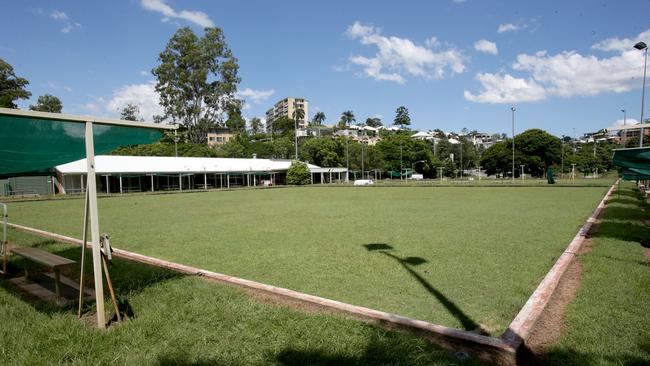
[520,164,525,183]
[294,118,298,160]
[438,166,444,184]
[478,165,482,184]
[621,109,627,146]
[511,106,516,183]
[634,41,647,147]
[561,141,564,179]
[361,140,365,180]
[459,141,463,180]
[593,136,597,178]
[400,140,403,181]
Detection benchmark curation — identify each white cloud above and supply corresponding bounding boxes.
[139,70,149,76]
[141,0,214,28]
[345,21,465,84]
[50,9,80,33]
[474,39,498,55]
[612,118,639,127]
[497,23,520,33]
[465,29,649,104]
[592,30,650,52]
[236,88,275,103]
[464,73,546,103]
[106,81,163,121]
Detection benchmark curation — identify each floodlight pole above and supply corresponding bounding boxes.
[511,106,516,183]
[84,121,106,329]
[635,42,648,147]
[520,164,525,183]
[621,109,627,145]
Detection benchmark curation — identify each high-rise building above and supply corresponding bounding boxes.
[265,97,309,133]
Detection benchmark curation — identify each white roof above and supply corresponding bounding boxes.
[448,138,461,144]
[56,155,321,174]
[411,131,431,138]
[361,126,379,132]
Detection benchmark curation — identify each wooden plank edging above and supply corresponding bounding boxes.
[6,222,513,357]
[501,181,617,348]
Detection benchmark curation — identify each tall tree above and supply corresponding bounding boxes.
[365,117,382,128]
[249,117,262,135]
[29,94,62,113]
[118,103,142,121]
[312,111,326,126]
[153,27,240,143]
[393,106,411,128]
[0,59,31,108]
[339,110,355,128]
[225,100,246,133]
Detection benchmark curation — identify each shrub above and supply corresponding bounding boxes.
[286,160,311,185]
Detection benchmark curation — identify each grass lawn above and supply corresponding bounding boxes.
[542,183,650,365]
[6,185,610,334]
[0,230,477,365]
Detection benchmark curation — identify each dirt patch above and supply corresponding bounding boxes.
[524,255,582,357]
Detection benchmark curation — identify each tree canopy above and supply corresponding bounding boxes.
[118,103,142,121]
[365,117,382,128]
[0,59,31,108]
[393,106,410,127]
[153,27,240,143]
[29,94,62,113]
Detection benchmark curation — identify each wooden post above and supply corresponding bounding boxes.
[151,175,154,192]
[119,175,123,194]
[84,121,106,328]
[78,187,89,318]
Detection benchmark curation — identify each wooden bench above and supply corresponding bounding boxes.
[10,246,75,299]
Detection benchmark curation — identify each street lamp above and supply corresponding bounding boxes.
[412,160,426,175]
[634,41,648,146]
[511,106,516,183]
[520,164,525,183]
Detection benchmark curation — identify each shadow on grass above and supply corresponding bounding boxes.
[524,347,650,366]
[362,243,485,334]
[1,240,184,317]
[276,332,481,366]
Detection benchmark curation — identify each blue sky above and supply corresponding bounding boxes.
[1,0,649,137]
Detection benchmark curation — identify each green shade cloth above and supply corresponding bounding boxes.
[612,147,650,170]
[612,147,650,181]
[621,168,650,180]
[0,115,162,177]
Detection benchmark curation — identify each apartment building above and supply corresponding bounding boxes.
[207,129,234,147]
[265,97,309,133]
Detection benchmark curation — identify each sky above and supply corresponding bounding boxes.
[1,0,649,137]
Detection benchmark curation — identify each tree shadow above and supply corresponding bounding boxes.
[362,243,485,334]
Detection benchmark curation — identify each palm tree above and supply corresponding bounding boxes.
[292,105,305,160]
[339,110,355,129]
[312,111,326,126]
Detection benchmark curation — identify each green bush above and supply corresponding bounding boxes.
[286,160,311,185]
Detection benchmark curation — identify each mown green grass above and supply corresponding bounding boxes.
[0,231,477,365]
[6,186,608,333]
[542,183,650,365]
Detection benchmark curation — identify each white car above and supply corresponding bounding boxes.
[353,179,375,186]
